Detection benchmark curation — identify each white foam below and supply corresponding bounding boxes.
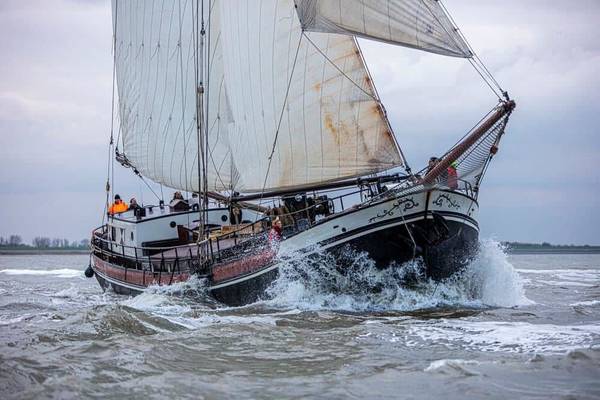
[517,269,600,284]
[424,359,481,376]
[163,314,280,329]
[536,280,594,287]
[53,285,81,298]
[408,321,600,354]
[266,239,531,311]
[571,300,600,307]
[121,275,209,312]
[0,315,29,326]
[0,268,82,278]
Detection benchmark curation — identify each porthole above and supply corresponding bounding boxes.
[169,221,176,228]
[221,215,228,222]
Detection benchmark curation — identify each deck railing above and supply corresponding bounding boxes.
[91,180,469,277]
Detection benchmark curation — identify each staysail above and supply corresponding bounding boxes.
[219,0,404,192]
[294,0,471,58]
[113,0,236,192]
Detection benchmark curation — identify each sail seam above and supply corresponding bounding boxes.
[302,32,377,102]
[257,33,304,208]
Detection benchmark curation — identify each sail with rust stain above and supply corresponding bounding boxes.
[220,0,404,192]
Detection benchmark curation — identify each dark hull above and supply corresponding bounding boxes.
[95,271,143,296]
[333,215,479,280]
[209,212,478,306]
[211,267,279,306]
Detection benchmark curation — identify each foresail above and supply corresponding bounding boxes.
[219,0,404,192]
[113,0,236,192]
[294,0,471,58]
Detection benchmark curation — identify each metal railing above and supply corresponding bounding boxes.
[91,178,467,278]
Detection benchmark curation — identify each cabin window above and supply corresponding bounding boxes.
[111,226,116,241]
[130,232,134,241]
[119,228,125,244]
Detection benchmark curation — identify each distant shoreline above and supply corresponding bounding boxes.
[1,248,599,256]
[0,249,89,255]
[507,248,600,255]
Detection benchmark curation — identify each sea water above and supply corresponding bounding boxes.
[0,242,598,399]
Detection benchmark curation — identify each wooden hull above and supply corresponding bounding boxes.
[91,189,479,306]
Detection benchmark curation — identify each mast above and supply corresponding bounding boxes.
[195,0,208,240]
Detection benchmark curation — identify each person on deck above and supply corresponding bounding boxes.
[129,197,141,210]
[171,191,185,202]
[268,217,283,245]
[447,161,459,190]
[109,194,128,215]
[189,193,199,211]
[427,157,440,173]
[170,191,189,211]
[425,157,441,184]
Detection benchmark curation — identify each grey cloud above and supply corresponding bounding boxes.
[0,0,598,244]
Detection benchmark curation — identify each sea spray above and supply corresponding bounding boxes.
[266,239,531,311]
[459,239,532,307]
[122,275,214,314]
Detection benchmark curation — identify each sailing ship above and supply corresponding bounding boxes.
[88,0,515,306]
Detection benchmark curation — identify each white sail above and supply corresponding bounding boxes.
[219,0,404,192]
[294,0,471,58]
[113,0,236,192]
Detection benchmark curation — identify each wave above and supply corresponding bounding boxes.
[517,268,600,287]
[424,359,481,376]
[265,239,531,311]
[407,320,600,354]
[570,300,600,307]
[0,268,82,278]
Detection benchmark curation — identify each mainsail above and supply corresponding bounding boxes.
[112,0,473,194]
[113,0,236,192]
[220,0,404,192]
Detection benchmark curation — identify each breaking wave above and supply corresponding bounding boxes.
[266,239,531,311]
[424,359,481,376]
[0,268,82,278]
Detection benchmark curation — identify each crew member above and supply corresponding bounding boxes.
[268,217,283,245]
[427,157,439,174]
[170,191,189,211]
[109,194,128,215]
[129,197,141,210]
[189,193,199,211]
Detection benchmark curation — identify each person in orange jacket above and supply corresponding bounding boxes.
[109,194,129,215]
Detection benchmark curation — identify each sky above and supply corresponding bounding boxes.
[0,0,599,245]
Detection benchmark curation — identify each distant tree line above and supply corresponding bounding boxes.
[502,241,599,250]
[0,235,89,249]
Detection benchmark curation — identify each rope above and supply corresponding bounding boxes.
[421,0,505,100]
[104,0,119,226]
[303,33,378,102]
[354,37,412,174]
[177,0,190,197]
[138,175,162,202]
[255,33,304,215]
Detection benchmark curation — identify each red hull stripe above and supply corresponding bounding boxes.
[211,250,276,282]
[92,255,190,288]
